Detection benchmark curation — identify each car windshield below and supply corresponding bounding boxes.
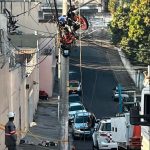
[69,105,84,111]
[101,123,111,131]
[75,116,89,123]
[69,96,80,103]
[69,82,79,87]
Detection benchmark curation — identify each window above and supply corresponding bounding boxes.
[69,82,79,87]
[101,122,111,131]
[69,96,80,103]
[75,116,89,123]
[69,105,84,111]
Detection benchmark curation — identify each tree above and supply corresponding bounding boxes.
[109,0,150,65]
[108,0,118,14]
[109,6,130,45]
[128,0,150,64]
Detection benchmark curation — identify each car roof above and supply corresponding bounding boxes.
[100,118,111,123]
[69,80,79,83]
[114,93,129,97]
[69,102,82,107]
[69,71,77,74]
[69,94,79,97]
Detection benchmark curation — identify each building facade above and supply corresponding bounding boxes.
[0,1,57,148]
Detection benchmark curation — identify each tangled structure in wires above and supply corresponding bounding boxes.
[58,5,89,45]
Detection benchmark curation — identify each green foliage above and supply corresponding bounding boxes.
[109,6,130,45]
[108,0,118,14]
[109,0,150,65]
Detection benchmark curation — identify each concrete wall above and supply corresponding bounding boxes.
[0,61,39,149]
[39,55,53,97]
[117,47,146,91]
[0,63,10,150]
[39,37,56,97]
[0,3,55,149]
[0,14,10,150]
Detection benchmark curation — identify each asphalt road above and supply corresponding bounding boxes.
[69,43,120,150]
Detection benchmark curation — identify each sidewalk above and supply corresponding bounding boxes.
[17,79,61,150]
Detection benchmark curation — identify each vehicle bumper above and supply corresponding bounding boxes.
[98,141,118,149]
[73,130,92,138]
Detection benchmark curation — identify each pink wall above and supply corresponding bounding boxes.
[39,55,53,97]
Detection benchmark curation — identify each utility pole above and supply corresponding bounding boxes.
[118,84,123,113]
[59,0,69,149]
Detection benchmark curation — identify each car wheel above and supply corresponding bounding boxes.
[92,142,96,150]
[78,91,82,96]
[95,141,100,150]
[72,133,77,140]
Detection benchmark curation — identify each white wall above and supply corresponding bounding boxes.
[0,3,54,149]
[3,2,57,36]
[0,63,10,150]
[39,37,56,97]
[0,14,10,150]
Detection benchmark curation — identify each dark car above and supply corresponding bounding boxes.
[69,94,81,104]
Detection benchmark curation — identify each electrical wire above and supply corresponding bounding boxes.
[13,2,41,17]
[1,35,55,69]
[6,34,56,55]
[34,6,55,34]
[1,28,56,69]
[8,46,54,71]
[90,70,98,110]
[47,0,57,20]
[16,22,57,35]
[22,49,53,67]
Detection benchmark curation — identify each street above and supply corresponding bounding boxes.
[69,41,135,149]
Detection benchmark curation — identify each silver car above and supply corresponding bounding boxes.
[69,102,86,125]
[72,112,94,139]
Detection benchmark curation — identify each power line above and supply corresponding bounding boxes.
[8,34,56,55]
[13,2,41,17]
[16,22,57,35]
[22,47,54,67]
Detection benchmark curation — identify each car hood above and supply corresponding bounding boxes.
[69,87,78,90]
[69,110,86,115]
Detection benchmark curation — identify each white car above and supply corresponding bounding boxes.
[69,102,86,125]
[69,80,81,95]
[92,118,118,150]
[112,87,129,102]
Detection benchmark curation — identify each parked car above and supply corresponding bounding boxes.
[69,70,81,81]
[69,80,81,95]
[72,112,95,139]
[69,102,86,125]
[92,118,118,150]
[39,90,48,100]
[69,94,81,104]
[112,86,129,102]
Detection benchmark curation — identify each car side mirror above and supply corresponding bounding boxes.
[94,126,99,131]
[96,119,100,123]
